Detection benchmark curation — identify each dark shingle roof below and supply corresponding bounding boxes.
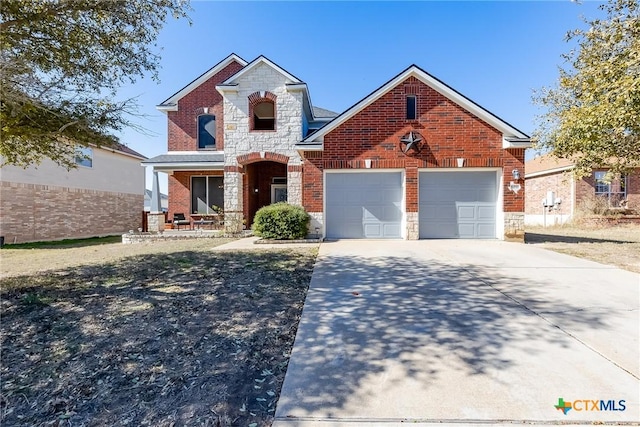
[142,152,224,164]
[313,106,339,118]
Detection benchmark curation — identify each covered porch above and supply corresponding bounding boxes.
[142,152,291,232]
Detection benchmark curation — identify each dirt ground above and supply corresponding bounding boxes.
[526,223,640,273]
[0,238,317,426]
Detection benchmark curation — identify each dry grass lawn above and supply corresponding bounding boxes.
[526,223,640,273]
[0,237,317,426]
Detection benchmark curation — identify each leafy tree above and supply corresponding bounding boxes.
[533,0,639,178]
[0,0,191,169]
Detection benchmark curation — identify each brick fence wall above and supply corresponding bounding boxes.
[0,181,142,244]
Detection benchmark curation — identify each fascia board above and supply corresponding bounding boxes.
[525,166,574,179]
[503,138,533,149]
[155,53,248,112]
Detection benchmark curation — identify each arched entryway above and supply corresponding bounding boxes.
[244,160,287,226]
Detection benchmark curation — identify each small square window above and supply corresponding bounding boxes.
[406,95,417,120]
[75,147,93,168]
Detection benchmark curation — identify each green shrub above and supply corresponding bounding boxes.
[252,203,310,240]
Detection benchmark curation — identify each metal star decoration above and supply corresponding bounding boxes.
[400,131,423,154]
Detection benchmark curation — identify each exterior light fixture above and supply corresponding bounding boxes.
[512,169,520,181]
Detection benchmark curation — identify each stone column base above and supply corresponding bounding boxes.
[406,212,419,240]
[504,212,525,242]
[224,211,244,234]
[148,212,165,233]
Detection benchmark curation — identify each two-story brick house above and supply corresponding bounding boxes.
[143,53,531,240]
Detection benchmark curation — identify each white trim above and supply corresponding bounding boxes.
[525,165,574,179]
[156,54,247,112]
[286,83,307,92]
[161,150,225,155]
[147,163,224,172]
[502,137,532,149]
[304,66,529,143]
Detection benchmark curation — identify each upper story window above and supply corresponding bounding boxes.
[248,91,277,131]
[406,95,417,120]
[198,114,216,149]
[75,146,93,168]
[253,101,275,130]
[595,171,627,207]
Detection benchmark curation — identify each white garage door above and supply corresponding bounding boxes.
[326,172,403,239]
[419,171,497,239]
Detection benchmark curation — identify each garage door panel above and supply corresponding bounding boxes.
[478,205,496,220]
[458,223,475,238]
[477,223,496,238]
[326,172,403,239]
[419,172,497,239]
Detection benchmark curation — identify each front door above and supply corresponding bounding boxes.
[271,184,287,203]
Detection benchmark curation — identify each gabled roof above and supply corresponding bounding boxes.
[299,64,530,148]
[156,53,248,112]
[312,106,339,119]
[525,154,575,178]
[100,142,147,160]
[216,55,333,123]
[219,55,303,86]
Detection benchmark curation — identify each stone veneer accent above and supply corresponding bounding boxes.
[147,213,166,233]
[405,212,419,240]
[222,63,304,222]
[0,181,142,243]
[307,212,323,236]
[504,212,525,242]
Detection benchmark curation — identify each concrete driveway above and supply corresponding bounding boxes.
[274,240,640,426]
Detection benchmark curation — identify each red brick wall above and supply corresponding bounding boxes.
[167,60,244,152]
[302,76,525,212]
[525,169,640,216]
[525,172,573,215]
[577,169,640,211]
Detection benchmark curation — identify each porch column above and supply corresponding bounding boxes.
[287,163,303,207]
[148,168,165,232]
[224,166,244,232]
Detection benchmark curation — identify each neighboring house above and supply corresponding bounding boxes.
[0,144,146,244]
[143,53,531,240]
[143,189,168,212]
[524,154,640,225]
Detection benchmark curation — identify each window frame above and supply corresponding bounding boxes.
[191,175,224,214]
[406,95,417,120]
[594,171,628,207]
[197,114,216,150]
[252,100,276,131]
[74,147,93,168]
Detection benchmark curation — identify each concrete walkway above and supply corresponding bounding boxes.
[274,240,640,426]
[211,236,321,251]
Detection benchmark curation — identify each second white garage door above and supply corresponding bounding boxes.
[419,171,497,239]
[326,172,403,239]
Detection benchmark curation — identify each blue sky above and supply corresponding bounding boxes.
[117,0,606,191]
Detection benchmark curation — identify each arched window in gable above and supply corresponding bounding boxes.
[198,114,216,149]
[248,91,277,131]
